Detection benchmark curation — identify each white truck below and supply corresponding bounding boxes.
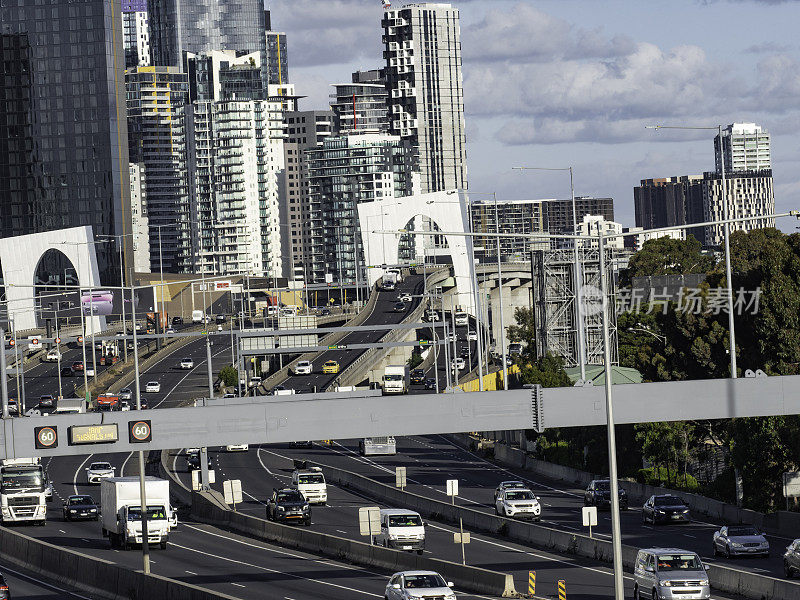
[386,268,403,283]
[360,436,397,456]
[292,466,327,504]
[381,271,398,291]
[382,365,409,395]
[0,458,47,525]
[101,477,171,550]
[191,309,204,324]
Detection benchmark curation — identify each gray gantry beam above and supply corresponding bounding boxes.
[2,373,797,460]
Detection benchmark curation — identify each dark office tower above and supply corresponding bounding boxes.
[264,10,288,86]
[0,0,131,284]
[543,197,615,234]
[148,0,266,67]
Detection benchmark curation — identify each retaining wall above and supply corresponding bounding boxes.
[190,489,516,597]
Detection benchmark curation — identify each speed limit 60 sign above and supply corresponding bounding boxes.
[34,426,58,449]
[128,420,152,443]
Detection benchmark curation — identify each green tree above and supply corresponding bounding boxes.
[507,306,535,355]
[517,353,571,388]
[219,365,238,387]
[625,235,715,281]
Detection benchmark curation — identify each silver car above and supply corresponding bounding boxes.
[713,524,769,558]
[385,571,455,600]
[633,548,710,600]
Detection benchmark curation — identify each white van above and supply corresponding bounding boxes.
[292,467,327,504]
[454,312,468,326]
[376,509,426,554]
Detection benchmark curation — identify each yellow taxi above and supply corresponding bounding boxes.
[322,360,340,374]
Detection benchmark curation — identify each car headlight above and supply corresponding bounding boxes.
[303,504,310,511]
[277,506,285,512]
[682,509,690,514]
[732,542,743,548]
[656,509,665,514]
[90,508,97,512]
[762,541,769,547]
[69,509,76,513]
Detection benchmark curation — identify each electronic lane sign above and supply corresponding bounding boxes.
[68,424,119,446]
[34,426,58,450]
[128,420,152,443]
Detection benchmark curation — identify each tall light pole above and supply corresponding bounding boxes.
[645,124,736,378]
[513,166,587,382]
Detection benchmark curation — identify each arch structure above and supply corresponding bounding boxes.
[0,226,104,332]
[357,189,477,314]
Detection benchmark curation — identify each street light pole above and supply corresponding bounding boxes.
[492,192,508,390]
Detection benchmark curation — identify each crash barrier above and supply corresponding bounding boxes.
[470,435,800,541]
[260,283,381,393]
[0,525,241,600]
[190,489,517,597]
[318,462,800,600]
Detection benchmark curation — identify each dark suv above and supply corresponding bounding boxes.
[410,369,425,385]
[584,479,628,510]
[266,488,311,525]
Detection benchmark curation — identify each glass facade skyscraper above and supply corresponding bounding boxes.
[0,0,131,284]
[147,0,266,67]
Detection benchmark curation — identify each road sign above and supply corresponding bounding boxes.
[582,505,598,538]
[446,479,458,497]
[128,420,152,443]
[34,426,58,449]
[68,424,118,445]
[453,531,470,544]
[223,479,243,507]
[77,336,84,343]
[54,337,61,344]
[558,579,566,600]
[528,571,535,595]
[191,469,215,491]
[30,338,39,345]
[7,339,13,347]
[358,506,381,540]
[395,466,407,490]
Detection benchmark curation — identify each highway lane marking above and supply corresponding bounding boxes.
[0,562,93,599]
[336,529,347,534]
[121,452,134,476]
[169,539,382,597]
[185,571,197,575]
[171,450,191,492]
[73,454,94,496]
[59,530,66,534]
[256,448,291,480]
[231,583,246,588]
[154,366,200,408]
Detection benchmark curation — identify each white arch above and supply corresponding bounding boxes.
[0,227,103,332]
[357,189,476,314]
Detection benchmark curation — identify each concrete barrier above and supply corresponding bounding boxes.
[0,525,241,600]
[317,461,800,600]
[190,489,517,597]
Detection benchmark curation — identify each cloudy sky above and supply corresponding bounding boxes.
[267,0,800,229]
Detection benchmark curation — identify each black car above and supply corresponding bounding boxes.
[266,488,311,525]
[0,573,9,599]
[36,395,56,414]
[393,302,406,313]
[410,369,425,385]
[216,314,226,323]
[584,479,628,510]
[642,494,690,525]
[63,494,99,521]
[424,378,437,390]
[61,366,74,377]
[187,451,214,471]
[172,316,184,326]
[290,440,313,449]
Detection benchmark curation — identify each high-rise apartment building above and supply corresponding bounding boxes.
[470,199,547,262]
[543,197,615,235]
[129,163,151,272]
[306,133,412,284]
[383,3,467,193]
[125,65,190,273]
[282,110,334,283]
[147,0,266,67]
[330,69,389,134]
[122,0,150,68]
[0,0,131,284]
[185,51,285,276]
[702,170,775,247]
[264,11,288,87]
[714,123,771,174]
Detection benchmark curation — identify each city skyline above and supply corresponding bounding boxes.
[270,0,800,230]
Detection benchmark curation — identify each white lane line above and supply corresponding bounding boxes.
[121,452,134,476]
[153,366,200,408]
[256,448,291,479]
[73,454,94,496]
[185,570,197,575]
[59,529,66,534]
[169,540,381,598]
[231,583,246,588]
[0,562,93,599]
[336,529,347,534]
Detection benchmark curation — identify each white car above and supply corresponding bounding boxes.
[44,349,61,362]
[466,330,478,341]
[145,381,161,393]
[495,488,542,521]
[293,360,313,375]
[398,293,412,303]
[169,505,178,529]
[85,366,96,377]
[120,400,131,411]
[385,571,455,600]
[226,444,249,452]
[494,480,527,501]
[451,357,466,371]
[179,358,194,369]
[86,461,116,484]
[424,310,440,322]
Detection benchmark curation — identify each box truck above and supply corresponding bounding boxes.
[101,477,171,550]
[382,365,409,394]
